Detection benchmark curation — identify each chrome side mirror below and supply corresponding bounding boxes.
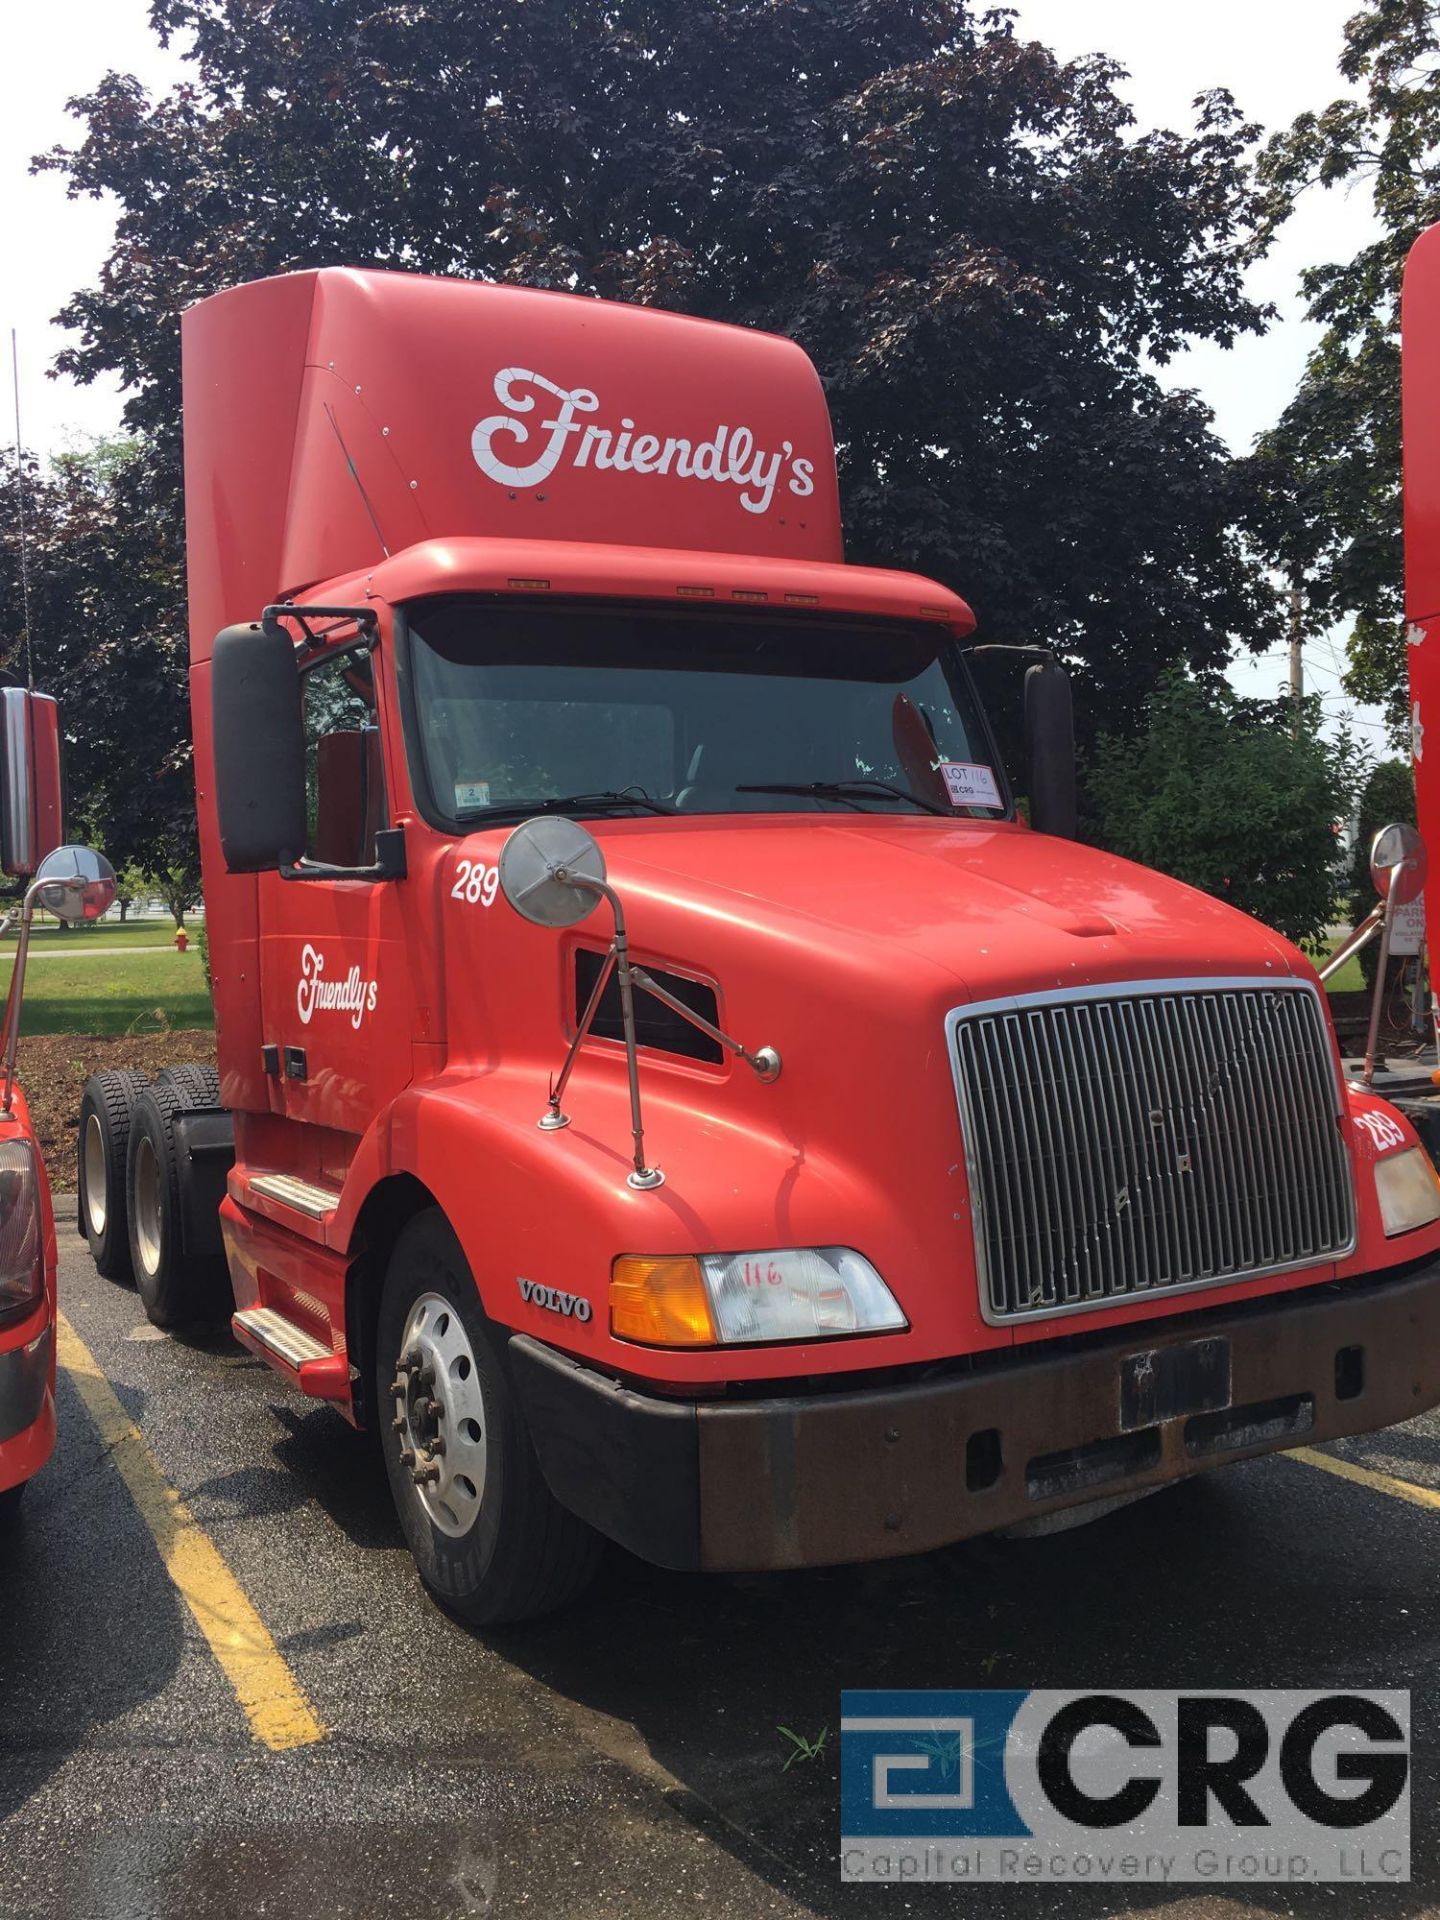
[33,844,118,924]
[2,845,117,1111]
[497,817,780,1192]
[1370,820,1427,905]
[1355,822,1429,1089]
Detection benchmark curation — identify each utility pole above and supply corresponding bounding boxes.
[1287,584,1304,738]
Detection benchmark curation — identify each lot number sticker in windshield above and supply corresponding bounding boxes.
[939,762,1002,810]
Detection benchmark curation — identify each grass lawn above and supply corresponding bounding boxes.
[1320,935,1365,994]
[10,946,213,1036]
[0,920,187,949]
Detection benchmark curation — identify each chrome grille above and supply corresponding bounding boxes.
[949,981,1355,1323]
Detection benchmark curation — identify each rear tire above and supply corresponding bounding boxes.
[0,1483,25,1531]
[78,1070,149,1281]
[126,1084,230,1329]
[376,1209,602,1625]
[155,1063,221,1109]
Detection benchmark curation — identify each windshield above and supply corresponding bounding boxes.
[401,600,1009,823]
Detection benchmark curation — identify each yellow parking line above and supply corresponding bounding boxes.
[1288,1444,1440,1513]
[56,1311,325,1751]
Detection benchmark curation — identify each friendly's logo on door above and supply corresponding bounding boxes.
[296,943,378,1030]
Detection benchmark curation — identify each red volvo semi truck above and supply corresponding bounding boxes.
[72,266,1440,1622]
[0,695,109,1528]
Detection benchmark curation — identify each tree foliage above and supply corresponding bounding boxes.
[1254,0,1440,740]
[0,441,194,880]
[1087,673,1360,947]
[35,0,1285,749]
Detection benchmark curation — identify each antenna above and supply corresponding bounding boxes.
[323,402,390,560]
[9,331,34,689]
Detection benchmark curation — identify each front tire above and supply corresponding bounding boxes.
[376,1209,601,1625]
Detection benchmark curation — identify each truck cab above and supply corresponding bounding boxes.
[0,700,101,1527]
[78,266,1440,1622]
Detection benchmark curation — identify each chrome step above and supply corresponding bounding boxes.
[233,1305,331,1370]
[249,1172,340,1220]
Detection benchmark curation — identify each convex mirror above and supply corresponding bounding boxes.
[499,818,607,928]
[1370,822,1427,906]
[34,845,117,924]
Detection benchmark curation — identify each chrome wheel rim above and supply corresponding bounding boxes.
[393,1291,487,1540]
[132,1135,163,1278]
[83,1115,107,1236]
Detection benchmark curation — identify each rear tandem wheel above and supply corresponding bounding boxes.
[77,1069,150,1281]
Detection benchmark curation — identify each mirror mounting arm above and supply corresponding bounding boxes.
[542,873,664,1190]
[1,846,117,1112]
[263,603,380,656]
[0,878,43,1113]
[280,827,408,884]
[627,965,781,1082]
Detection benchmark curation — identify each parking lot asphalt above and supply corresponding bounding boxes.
[3,1224,1440,1920]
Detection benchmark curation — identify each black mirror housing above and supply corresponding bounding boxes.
[1024,658,1078,840]
[212,621,306,872]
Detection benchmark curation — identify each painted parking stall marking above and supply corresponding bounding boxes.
[55,1311,325,1752]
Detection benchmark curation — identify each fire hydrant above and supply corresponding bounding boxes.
[175,929,189,953]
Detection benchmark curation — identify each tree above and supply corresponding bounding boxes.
[144,852,203,929]
[0,439,194,880]
[36,0,1285,751]
[112,860,149,923]
[1254,0,1440,740]
[1086,672,1362,947]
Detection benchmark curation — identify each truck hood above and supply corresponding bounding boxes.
[594,815,1303,1005]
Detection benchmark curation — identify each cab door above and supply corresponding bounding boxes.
[257,640,413,1140]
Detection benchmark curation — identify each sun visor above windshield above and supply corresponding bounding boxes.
[182,268,843,656]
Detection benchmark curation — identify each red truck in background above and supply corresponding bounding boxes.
[71,266,1440,1623]
[0,692,111,1528]
[1404,228,1440,991]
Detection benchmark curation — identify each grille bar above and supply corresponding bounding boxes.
[949,981,1356,1323]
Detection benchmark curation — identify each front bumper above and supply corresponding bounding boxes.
[508,1258,1440,1571]
[0,1317,51,1446]
[0,1316,54,1492]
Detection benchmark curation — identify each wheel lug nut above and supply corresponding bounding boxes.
[429,1436,446,1456]
[390,1415,406,1434]
[399,1447,416,1468]
[412,1463,440,1486]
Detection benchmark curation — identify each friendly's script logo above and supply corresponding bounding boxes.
[470,366,815,516]
[296,943,378,1031]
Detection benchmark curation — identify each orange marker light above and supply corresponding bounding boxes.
[610,1254,717,1347]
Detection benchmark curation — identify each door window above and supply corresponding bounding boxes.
[301,648,387,868]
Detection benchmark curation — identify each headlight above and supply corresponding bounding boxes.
[1374,1146,1440,1237]
[0,1139,41,1321]
[611,1247,907,1347]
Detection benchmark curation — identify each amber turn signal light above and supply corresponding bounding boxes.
[610,1254,717,1347]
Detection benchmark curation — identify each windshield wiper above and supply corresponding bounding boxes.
[457,787,677,821]
[734,779,951,816]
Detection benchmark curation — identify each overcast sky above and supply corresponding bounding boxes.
[2,0,1388,740]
